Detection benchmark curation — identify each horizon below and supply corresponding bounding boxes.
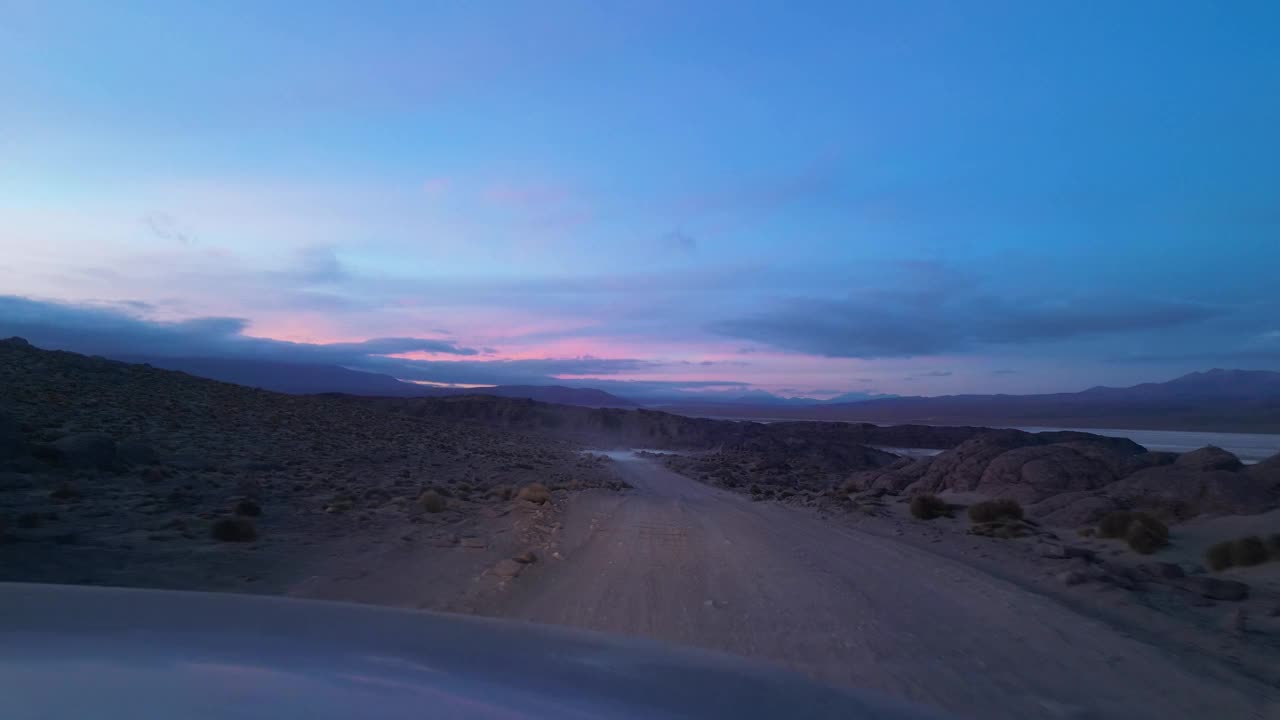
[4,2,1279,400]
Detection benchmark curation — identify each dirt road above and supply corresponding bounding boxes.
[482,453,1274,720]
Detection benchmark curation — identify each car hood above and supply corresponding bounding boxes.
[0,583,945,719]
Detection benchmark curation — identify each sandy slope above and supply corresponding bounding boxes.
[478,454,1276,720]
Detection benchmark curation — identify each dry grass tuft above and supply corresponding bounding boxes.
[517,483,550,504]
[967,499,1023,524]
[419,490,447,513]
[210,517,257,542]
[910,494,949,520]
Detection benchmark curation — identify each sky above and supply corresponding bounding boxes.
[2,1,1279,400]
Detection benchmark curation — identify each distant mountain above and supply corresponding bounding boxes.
[645,389,897,407]
[658,369,1280,434]
[114,355,635,408]
[474,385,636,407]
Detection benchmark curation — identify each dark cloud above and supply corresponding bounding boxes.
[0,295,745,395]
[710,292,1223,359]
[0,295,475,364]
[906,371,953,379]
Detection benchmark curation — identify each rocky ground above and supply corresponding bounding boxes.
[0,337,620,599]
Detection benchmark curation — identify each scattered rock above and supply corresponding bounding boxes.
[1184,576,1249,602]
[513,550,538,564]
[492,559,524,578]
[460,537,487,549]
[1058,570,1087,586]
[1136,562,1184,580]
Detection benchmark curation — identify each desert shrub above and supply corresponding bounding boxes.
[1206,541,1234,571]
[1229,536,1268,567]
[967,499,1023,524]
[1266,533,1280,556]
[234,499,262,517]
[1130,513,1168,543]
[1125,522,1166,554]
[210,517,257,542]
[910,494,949,520]
[516,482,550,504]
[1206,536,1273,571]
[1077,527,1096,538]
[1097,511,1134,538]
[489,485,514,500]
[419,490,447,513]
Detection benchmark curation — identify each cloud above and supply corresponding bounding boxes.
[710,291,1223,359]
[142,212,193,245]
[294,244,346,283]
[0,295,475,364]
[906,370,953,379]
[0,295,751,394]
[661,230,697,253]
[992,369,1019,375]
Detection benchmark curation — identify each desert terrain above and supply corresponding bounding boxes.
[3,337,1280,719]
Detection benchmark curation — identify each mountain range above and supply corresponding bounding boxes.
[115,356,636,408]
[94,352,1280,432]
[658,369,1280,433]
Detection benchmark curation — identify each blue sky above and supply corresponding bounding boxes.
[2,1,1278,398]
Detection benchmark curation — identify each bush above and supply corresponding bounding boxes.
[967,499,1023,524]
[234,499,262,517]
[1230,536,1268,567]
[1125,522,1166,554]
[419,490,447,513]
[1130,513,1168,543]
[1206,536,1273,571]
[1097,511,1134,538]
[1206,541,1233,571]
[516,483,550,504]
[210,517,257,542]
[1266,533,1280,556]
[910,494,949,520]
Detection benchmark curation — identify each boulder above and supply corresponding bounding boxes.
[1106,465,1275,519]
[1028,491,1119,527]
[848,458,933,494]
[913,430,1042,494]
[492,559,525,578]
[49,432,117,470]
[1175,446,1244,472]
[1247,451,1280,490]
[1119,451,1179,477]
[973,445,1118,504]
[911,430,1141,500]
